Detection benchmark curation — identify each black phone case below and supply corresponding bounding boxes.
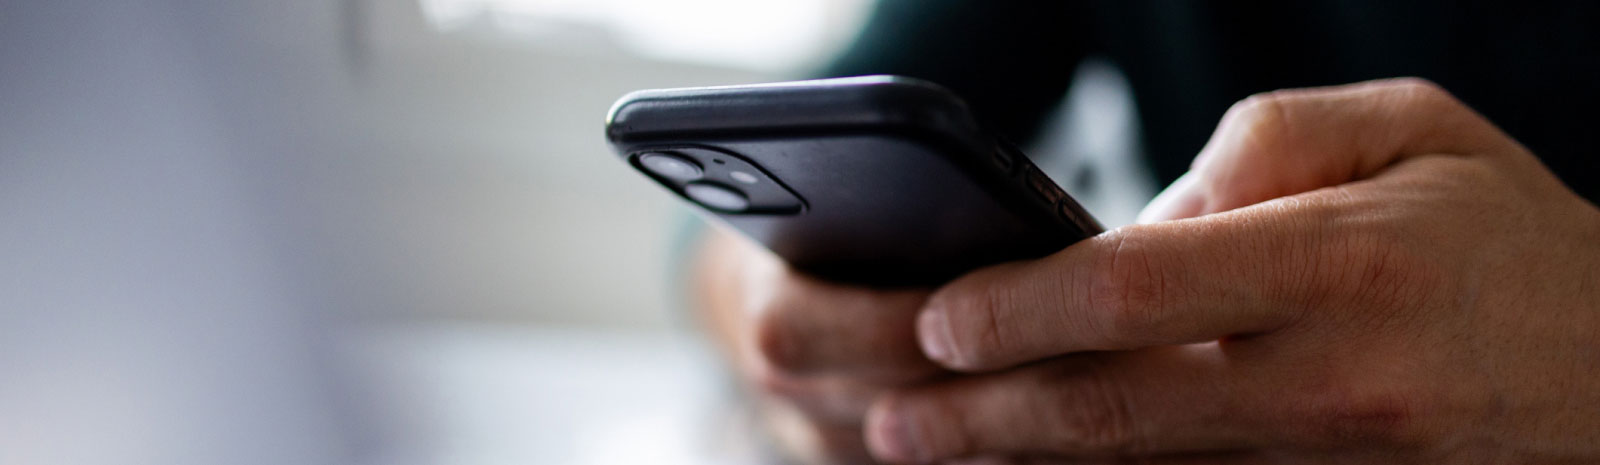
[606,76,1103,285]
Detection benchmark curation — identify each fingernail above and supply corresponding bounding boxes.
[917,306,960,367]
[866,401,923,463]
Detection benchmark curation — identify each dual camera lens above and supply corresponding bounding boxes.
[637,152,750,212]
[633,149,803,214]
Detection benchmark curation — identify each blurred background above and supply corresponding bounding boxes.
[0,1,1148,464]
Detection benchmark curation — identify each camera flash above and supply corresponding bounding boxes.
[729,171,759,184]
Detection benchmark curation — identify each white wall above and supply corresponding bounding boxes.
[295,1,786,328]
[320,3,774,327]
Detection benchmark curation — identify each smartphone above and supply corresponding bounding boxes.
[605,76,1103,285]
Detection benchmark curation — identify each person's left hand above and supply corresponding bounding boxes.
[863,79,1600,464]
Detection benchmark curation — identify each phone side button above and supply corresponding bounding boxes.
[1058,198,1106,236]
[1025,167,1065,206]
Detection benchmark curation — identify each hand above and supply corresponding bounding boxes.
[691,228,945,464]
[863,79,1600,463]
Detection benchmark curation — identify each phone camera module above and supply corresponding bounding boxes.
[628,146,803,215]
[638,152,703,181]
[684,182,749,212]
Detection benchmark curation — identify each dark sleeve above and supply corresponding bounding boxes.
[819,0,1093,144]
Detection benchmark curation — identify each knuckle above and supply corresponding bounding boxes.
[1228,90,1296,142]
[1310,208,1444,321]
[1043,365,1137,453]
[1383,77,1464,115]
[752,366,795,397]
[875,390,970,459]
[752,355,809,398]
[1386,77,1448,99]
[1087,232,1167,345]
[752,297,807,372]
[1302,385,1429,447]
[1352,236,1439,309]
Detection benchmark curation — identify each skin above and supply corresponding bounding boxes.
[691,79,1600,464]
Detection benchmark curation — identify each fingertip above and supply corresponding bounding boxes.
[753,308,806,373]
[1137,171,1207,224]
[864,397,921,464]
[916,304,963,369]
[921,264,1045,373]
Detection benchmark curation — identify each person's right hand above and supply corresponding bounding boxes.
[692,228,944,464]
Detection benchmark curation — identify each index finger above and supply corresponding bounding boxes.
[916,78,1514,372]
[751,267,942,383]
[916,199,1323,372]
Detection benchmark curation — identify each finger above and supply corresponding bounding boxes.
[749,265,942,382]
[919,79,1514,371]
[1142,77,1517,223]
[755,368,886,425]
[865,345,1268,463]
[919,197,1336,371]
[760,399,878,465]
[1136,171,1205,224]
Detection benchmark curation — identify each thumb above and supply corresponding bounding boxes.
[1136,171,1205,224]
[1144,78,1514,222]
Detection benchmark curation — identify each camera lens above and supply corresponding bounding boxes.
[684,182,749,212]
[638,152,703,181]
